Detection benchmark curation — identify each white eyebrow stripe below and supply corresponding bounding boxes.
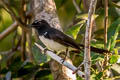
[44,32,48,36]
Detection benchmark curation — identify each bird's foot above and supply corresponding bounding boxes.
[72,62,84,74]
[60,57,66,64]
[60,53,68,64]
[43,48,50,54]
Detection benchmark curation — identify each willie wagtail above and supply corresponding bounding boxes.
[31,19,109,54]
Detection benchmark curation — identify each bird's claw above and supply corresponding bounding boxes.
[60,58,66,64]
[42,48,49,54]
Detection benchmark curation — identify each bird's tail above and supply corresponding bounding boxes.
[71,44,110,54]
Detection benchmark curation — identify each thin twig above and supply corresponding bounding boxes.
[104,0,108,49]
[84,0,97,80]
[26,30,34,62]
[20,0,26,22]
[103,0,109,77]
[1,0,29,31]
[72,0,81,13]
[12,29,18,47]
[20,0,27,61]
[0,21,18,40]
[34,43,85,77]
[0,9,32,41]
[0,37,21,63]
[21,30,26,61]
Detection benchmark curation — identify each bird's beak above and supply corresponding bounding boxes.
[28,24,34,27]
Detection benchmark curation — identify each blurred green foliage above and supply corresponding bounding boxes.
[0,9,13,51]
[0,0,120,80]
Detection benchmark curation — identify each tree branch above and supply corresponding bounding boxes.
[103,0,109,77]
[0,21,18,40]
[1,0,29,31]
[34,43,85,77]
[104,0,108,49]
[26,30,34,62]
[84,0,97,80]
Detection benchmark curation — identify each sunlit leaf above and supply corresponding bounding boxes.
[76,14,98,20]
[114,48,119,55]
[66,24,83,39]
[110,55,120,64]
[91,40,104,49]
[91,52,104,64]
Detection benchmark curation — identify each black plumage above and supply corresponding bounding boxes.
[31,19,110,54]
[31,20,80,51]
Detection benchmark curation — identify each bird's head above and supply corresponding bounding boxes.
[30,19,50,29]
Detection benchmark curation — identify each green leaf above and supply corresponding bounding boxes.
[91,40,104,49]
[95,72,103,80]
[8,57,23,72]
[35,70,51,78]
[114,48,120,55]
[66,24,82,39]
[76,13,98,20]
[107,18,120,51]
[16,62,39,78]
[76,20,86,25]
[110,55,120,64]
[32,45,48,64]
[91,52,104,64]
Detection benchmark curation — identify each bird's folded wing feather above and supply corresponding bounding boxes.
[47,29,80,50]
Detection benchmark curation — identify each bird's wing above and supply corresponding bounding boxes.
[46,28,80,50]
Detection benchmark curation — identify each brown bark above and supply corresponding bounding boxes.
[84,0,97,80]
[103,0,109,78]
[0,21,18,41]
[30,0,76,80]
[82,0,102,12]
[82,0,91,12]
[49,57,76,80]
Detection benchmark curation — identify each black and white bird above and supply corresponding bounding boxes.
[30,19,109,54]
[31,19,81,53]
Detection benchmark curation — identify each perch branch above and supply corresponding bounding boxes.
[34,43,85,77]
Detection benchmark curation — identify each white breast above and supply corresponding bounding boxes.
[39,36,67,52]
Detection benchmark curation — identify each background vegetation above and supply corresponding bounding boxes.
[0,0,120,80]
